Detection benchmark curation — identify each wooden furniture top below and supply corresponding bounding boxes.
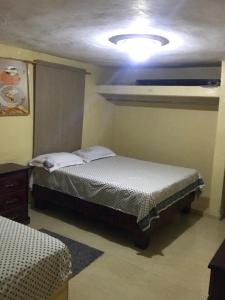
[0,163,30,176]
[208,240,225,272]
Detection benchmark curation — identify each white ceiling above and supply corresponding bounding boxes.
[0,0,225,67]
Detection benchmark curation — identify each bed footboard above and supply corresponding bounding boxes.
[49,281,68,300]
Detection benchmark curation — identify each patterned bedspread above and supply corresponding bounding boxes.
[0,217,71,300]
[31,156,204,231]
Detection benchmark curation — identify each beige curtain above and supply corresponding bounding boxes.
[33,60,86,156]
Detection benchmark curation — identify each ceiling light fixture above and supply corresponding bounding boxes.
[109,34,169,62]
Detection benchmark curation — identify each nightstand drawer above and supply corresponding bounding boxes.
[1,206,28,222]
[0,172,27,192]
[0,163,30,224]
[0,190,27,210]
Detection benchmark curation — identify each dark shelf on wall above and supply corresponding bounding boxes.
[136,79,221,87]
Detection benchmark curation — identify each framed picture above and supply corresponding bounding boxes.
[0,58,29,116]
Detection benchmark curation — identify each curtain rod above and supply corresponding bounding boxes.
[0,57,91,75]
[34,59,91,75]
[0,56,34,65]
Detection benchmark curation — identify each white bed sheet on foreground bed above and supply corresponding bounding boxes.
[0,216,71,300]
[31,156,204,231]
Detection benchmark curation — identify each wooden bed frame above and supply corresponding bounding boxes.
[33,184,196,249]
[49,281,68,300]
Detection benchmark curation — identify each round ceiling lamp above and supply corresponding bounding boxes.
[109,34,169,62]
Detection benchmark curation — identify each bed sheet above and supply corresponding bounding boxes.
[0,217,71,300]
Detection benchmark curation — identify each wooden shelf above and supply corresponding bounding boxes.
[97,85,220,101]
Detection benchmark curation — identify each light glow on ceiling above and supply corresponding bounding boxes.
[109,34,169,62]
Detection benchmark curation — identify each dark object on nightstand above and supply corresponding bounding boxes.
[0,163,30,224]
[208,239,225,300]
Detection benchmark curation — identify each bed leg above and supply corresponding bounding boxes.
[133,228,151,249]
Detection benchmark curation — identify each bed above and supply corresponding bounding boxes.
[0,216,71,300]
[31,155,203,249]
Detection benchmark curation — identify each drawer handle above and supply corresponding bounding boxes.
[5,183,17,188]
[11,215,19,220]
[6,198,20,205]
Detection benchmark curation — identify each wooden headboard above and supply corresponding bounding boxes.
[33,60,86,156]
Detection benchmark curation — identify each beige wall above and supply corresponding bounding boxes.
[99,66,219,211]
[0,43,219,213]
[0,44,113,165]
[208,61,225,218]
[82,67,114,149]
[112,105,217,201]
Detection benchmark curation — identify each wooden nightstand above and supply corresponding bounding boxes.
[208,240,225,300]
[0,163,30,224]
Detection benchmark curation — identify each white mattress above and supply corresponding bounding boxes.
[0,217,71,300]
[31,156,203,231]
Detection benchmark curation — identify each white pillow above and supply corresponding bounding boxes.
[73,145,116,163]
[29,152,84,173]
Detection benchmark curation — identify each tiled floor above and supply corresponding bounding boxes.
[29,207,225,300]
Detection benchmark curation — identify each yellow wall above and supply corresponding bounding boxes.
[208,61,225,217]
[98,66,219,211]
[98,67,221,210]
[0,44,220,214]
[112,105,217,203]
[0,44,113,165]
[82,67,114,149]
